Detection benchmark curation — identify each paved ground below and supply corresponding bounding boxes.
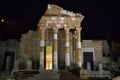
[0,71,112,80]
[0,71,11,80]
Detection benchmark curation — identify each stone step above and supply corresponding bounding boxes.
[28,70,60,80]
[60,70,80,80]
[0,71,11,80]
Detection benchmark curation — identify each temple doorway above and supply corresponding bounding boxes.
[2,51,15,71]
[45,46,53,70]
[83,52,94,69]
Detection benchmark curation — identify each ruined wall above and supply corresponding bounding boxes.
[82,40,103,64]
[102,40,111,64]
[20,29,73,69]
[20,30,40,60]
[0,39,19,70]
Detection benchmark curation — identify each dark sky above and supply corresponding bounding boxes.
[0,0,120,41]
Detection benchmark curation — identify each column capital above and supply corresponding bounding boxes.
[74,30,76,34]
[75,27,82,33]
[52,27,58,33]
[64,27,70,34]
[40,27,46,32]
[75,27,82,41]
[73,31,77,39]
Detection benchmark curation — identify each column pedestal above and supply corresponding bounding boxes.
[13,60,19,71]
[26,60,32,70]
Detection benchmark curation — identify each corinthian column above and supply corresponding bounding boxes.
[39,27,46,71]
[76,27,82,68]
[73,31,77,66]
[52,27,58,70]
[64,27,70,67]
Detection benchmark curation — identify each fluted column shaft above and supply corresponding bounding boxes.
[52,27,58,70]
[64,27,70,67]
[76,27,82,68]
[73,31,77,66]
[39,27,46,71]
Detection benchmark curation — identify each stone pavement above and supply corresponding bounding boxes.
[0,71,11,80]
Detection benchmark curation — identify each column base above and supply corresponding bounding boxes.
[53,68,58,72]
[39,68,45,72]
[73,64,82,69]
[65,66,71,70]
[12,69,19,73]
[53,70,58,73]
[53,65,58,71]
[28,70,60,80]
[74,64,78,67]
[25,68,32,71]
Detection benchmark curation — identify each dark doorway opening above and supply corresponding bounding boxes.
[83,52,94,70]
[2,51,15,71]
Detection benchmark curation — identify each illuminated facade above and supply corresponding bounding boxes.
[0,4,106,72]
[19,4,84,71]
[0,4,111,80]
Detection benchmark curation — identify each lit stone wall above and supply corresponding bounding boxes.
[20,29,55,60]
[0,39,19,70]
[20,28,73,68]
[20,30,40,60]
[58,30,66,68]
[102,40,110,55]
[82,40,103,64]
[102,40,111,64]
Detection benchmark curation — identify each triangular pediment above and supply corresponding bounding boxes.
[44,4,82,17]
[38,4,84,29]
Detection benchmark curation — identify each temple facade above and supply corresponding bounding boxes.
[0,4,107,71]
[0,37,110,71]
[21,4,84,71]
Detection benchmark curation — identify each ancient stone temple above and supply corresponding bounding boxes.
[0,4,111,80]
[20,4,84,71]
[16,4,84,80]
[38,4,84,70]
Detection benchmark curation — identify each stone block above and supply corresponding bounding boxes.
[26,60,32,70]
[99,63,103,71]
[13,60,19,71]
[87,62,91,71]
[80,69,88,79]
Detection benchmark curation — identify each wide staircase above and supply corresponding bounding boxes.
[60,70,80,80]
[5,69,81,80]
[0,71,11,80]
[27,70,80,80]
[28,70,60,80]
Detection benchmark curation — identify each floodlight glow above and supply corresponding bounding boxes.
[1,19,4,22]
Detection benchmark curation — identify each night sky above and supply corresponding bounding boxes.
[0,0,120,41]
